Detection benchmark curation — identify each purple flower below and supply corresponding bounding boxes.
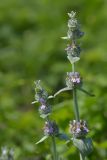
[66,72,82,88]
[39,98,46,105]
[65,43,81,57]
[69,120,89,138]
[39,104,51,116]
[44,121,59,136]
[40,105,46,110]
[34,80,48,103]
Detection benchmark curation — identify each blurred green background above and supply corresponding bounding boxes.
[0,0,107,159]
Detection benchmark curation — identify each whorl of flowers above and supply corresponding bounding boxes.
[44,121,59,136]
[62,11,84,64]
[34,80,48,103]
[66,72,82,88]
[69,120,89,138]
[34,80,52,118]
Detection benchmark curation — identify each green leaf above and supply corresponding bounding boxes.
[67,55,80,63]
[54,87,72,97]
[48,95,54,99]
[78,88,95,97]
[57,133,70,141]
[36,136,48,144]
[72,137,93,156]
[31,100,38,104]
[61,36,69,40]
[40,113,51,119]
[66,140,73,147]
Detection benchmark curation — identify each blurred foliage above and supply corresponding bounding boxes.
[0,0,107,159]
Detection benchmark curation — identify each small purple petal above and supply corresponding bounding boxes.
[40,105,46,110]
[49,127,54,134]
[39,98,46,104]
[76,78,80,83]
[76,128,81,133]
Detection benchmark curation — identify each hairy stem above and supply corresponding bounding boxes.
[80,153,85,160]
[72,62,75,72]
[73,87,80,121]
[72,63,80,121]
[52,136,58,160]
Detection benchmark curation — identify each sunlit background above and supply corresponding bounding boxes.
[0,0,107,159]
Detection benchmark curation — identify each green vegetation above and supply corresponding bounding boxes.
[0,0,107,159]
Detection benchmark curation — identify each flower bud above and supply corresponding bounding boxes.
[68,11,76,18]
[34,80,48,103]
[73,29,84,38]
[68,19,77,28]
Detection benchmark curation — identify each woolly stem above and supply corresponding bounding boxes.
[52,136,58,160]
[80,153,86,160]
[73,87,80,121]
[72,63,80,122]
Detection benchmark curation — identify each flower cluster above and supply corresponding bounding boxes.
[34,80,51,118]
[69,120,89,138]
[34,11,93,159]
[62,11,84,64]
[65,44,81,58]
[63,11,84,40]
[64,11,93,158]
[44,121,59,136]
[0,147,14,160]
[34,80,60,141]
[67,11,84,39]
[66,72,82,88]
[39,104,51,116]
[34,80,48,103]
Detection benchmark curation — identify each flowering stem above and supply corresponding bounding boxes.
[52,135,58,160]
[72,63,80,122]
[72,63,86,160]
